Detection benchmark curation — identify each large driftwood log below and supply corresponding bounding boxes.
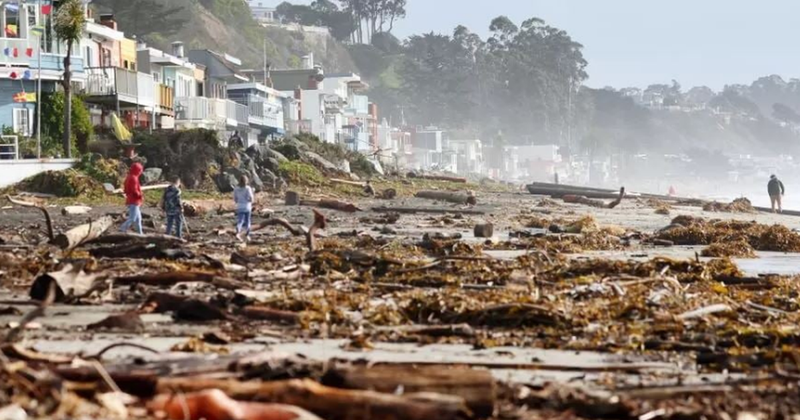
[409,173,468,184]
[415,191,477,205]
[322,365,495,418]
[373,206,486,215]
[114,272,246,290]
[300,199,362,213]
[330,178,367,187]
[52,216,114,250]
[155,378,471,420]
[85,233,187,246]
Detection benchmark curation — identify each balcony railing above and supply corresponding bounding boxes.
[155,83,174,112]
[175,96,217,124]
[175,97,250,129]
[84,67,139,104]
[137,72,155,108]
[227,100,248,127]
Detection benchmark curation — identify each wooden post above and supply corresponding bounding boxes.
[285,191,300,206]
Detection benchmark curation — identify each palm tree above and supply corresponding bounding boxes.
[53,0,86,158]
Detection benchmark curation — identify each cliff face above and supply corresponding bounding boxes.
[92,0,357,72]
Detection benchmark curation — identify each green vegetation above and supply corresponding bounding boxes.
[278,160,324,185]
[40,91,93,155]
[75,154,122,187]
[24,169,104,198]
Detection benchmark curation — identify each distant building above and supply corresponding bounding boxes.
[244,0,277,25]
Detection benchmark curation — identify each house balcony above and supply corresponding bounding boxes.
[175,96,249,131]
[83,67,151,108]
[154,83,174,115]
[232,94,284,130]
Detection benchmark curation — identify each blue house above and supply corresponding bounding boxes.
[0,0,85,136]
[227,82,287,144]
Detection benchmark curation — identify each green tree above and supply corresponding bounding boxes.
[40,92,93,155]
[53,0,86,158]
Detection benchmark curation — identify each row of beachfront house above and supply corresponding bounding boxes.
[0,0,383,153]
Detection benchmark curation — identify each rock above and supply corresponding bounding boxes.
[349,172,361,181]
[249,169,265,192]
[216,171,239,193]
[474,223,494,238]
[141,168,162,184]
[265,157,282,173]
[258,168,278,189]
[302,151,339,173]
[268,148,288,162]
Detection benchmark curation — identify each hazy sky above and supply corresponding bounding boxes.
[263,0,796,89]
[391,0,796,90]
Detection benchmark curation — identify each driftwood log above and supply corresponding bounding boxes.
[563,187,626,210]
[52,216,114,250]
[322,365,495,418]
[86,233,187,247]
[114,272,246,290]
[155,378,471,420]
[300,199,362,213]
[408,173,468,184]
[415,191,477,205]
[330,178,366,187]
[373,206,486,216]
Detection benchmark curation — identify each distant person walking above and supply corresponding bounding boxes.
[121,162,144,234]
[234,175,254,242]
[768,174,785,213]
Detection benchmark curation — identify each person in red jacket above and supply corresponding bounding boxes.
[120,162,144,234]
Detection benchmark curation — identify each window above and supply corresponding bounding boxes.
[13,108,32,137]
[4,3,21,39]
[26,5,36,29]
[153,72,160,83]
[85,46,92,67]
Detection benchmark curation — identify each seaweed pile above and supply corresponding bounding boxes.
[657,215,800,253]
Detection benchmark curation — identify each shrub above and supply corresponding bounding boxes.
[278,160,324,185]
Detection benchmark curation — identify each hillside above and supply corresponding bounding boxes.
[92,0,357,72]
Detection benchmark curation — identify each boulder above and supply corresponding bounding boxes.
[216,173,238,193]
[258,168,278,188]
[265,157,281,173]
[267,148,288,162]
[302,151,339,173]
[249,169,265,192]
[141,167,162,184]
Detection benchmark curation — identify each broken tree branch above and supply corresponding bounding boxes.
[7,195,54,242]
